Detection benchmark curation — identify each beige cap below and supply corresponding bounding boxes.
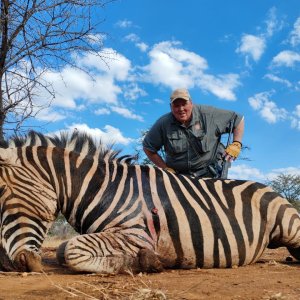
[170,88,191,103]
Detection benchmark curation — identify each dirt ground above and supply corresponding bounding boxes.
[0,247,300,300]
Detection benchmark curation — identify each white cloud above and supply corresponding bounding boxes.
[236,34,266,62]
[124,33,139,42]
[76,48,131,81]
[229,164,300,182]
[249,98,300,131]
[236,8,283,66]
[291,105,300,130]
[85,33,106,45]
[32,40,242,125]
[291,118,300,130]
[236,7,284,67]
[153,98,164,104]
[136,42,148,52]
[264,73,292,87]
[248,91,288,123]
[145,41,208,87]
[123,83,147,100]
[33,48,133,122]
[271,50,300,67]
[88,75,122,103]
[111,106,144,121]
[295,105,300,117]
[265,166,300,180]
[144,41,240,100]
[229,164,266,182]
[95,108,111,115]
[65,123,134,145]
[265,9,276,37]
[289,17,300,47]
[116,19,133,28]
[35,108,67,122]
[124,34,148,52]
[42,67,122,107]
[264,7,283,38]
[197,73,240,101]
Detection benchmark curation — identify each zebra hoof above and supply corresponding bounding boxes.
[287,247,300,261]
[56,241,68,266]
[138,248,163,273]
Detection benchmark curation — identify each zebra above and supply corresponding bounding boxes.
[0,131,300,273]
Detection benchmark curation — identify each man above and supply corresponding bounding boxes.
[143,88,244,178]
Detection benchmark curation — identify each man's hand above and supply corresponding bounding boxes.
[164,167,177,174]
[224,141,242,162]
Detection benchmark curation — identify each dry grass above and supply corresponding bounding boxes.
[42,270,168,300]
[41,237,168,299]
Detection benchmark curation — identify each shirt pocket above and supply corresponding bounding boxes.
[166,131,187,154]
[193,130,209,153]
[193,132,210,153]
[199,135,210,153]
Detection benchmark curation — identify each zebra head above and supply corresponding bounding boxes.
[0,130,134,272]
[0,146,58,272]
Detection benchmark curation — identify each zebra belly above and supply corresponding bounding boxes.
[154,219,270,269]
[156,234,269,269]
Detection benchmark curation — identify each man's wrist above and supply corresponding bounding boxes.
[233,140,242,147]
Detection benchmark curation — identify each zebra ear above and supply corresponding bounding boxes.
[0,148,19,165]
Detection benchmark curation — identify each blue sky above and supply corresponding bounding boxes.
[27,0,300,183]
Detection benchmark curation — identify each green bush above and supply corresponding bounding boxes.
[47,213,78,239]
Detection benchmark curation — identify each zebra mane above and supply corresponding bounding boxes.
[0,130,137,164]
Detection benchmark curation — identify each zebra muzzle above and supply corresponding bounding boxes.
[14,250,43,272]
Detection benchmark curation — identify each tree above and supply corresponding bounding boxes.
[267,173,300,211]
[0,0,116,140]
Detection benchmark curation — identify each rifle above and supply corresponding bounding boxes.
[220,119,234,179]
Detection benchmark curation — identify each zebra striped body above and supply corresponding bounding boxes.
[0,131,300,273]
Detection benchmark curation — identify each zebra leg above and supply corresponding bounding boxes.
[56,241,68,266]
[56,232,162,274]
[269,201,300,261]
[137,248,164,273]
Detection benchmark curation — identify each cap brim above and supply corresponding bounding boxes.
[170,97,190,103]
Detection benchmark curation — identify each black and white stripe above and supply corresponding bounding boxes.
[0,131,300,273]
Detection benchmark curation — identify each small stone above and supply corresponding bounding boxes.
[268,260,277,266]
[269,292,286,300]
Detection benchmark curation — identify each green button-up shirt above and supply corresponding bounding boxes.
[143,104,243,173]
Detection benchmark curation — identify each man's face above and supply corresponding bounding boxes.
[171,98,193,124]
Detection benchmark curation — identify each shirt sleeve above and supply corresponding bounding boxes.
[208,106,243,134]
[142,119,164,153]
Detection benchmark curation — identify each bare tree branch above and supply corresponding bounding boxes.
[0,0,117,140]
